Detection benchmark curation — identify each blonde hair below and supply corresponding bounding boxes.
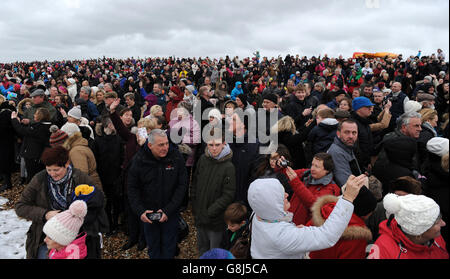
[419,108,438,124]
[271,116,296,135]
[0,95,5,105]
[138,118,157,132]
[93,89,105,105]
[150,105,162,116]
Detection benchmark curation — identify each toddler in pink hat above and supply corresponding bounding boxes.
[43,200,88,259]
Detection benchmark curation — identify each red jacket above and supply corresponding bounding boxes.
[48,233,87,259]
[284,168,341,226]
[368,219,449,259]
[307,195,372,259]
[165,86,184,121]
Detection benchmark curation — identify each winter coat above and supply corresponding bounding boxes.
[220,220,249,251]
[284,168,341,225]
[109,110,139,171]
[249,178,354,259]
[277,130,309,169]
[327,136,362,187]
[307,195,372,259]
[63,132,103,191]
[0,104,16,174]
[15,168,108,259]
[92,127,124,186]
[48,233,88,259]
[372,135,418,196]
[307,118,338,156]
[283,95,314,127]
[127,142,188,218]
[215,81,229,111]
[229,134,261,205]
[11,118,51,160]
[17,98,32,116]
[350,111,374,171]
[230,82,244,101]
[191,146,236,231]
[423,152,449,244]
[129,104,142,125]
[417,122,436,170]
[368,218,448,259]
[165,91,184,123]
[23,101,57,124]
[168,113,201,145]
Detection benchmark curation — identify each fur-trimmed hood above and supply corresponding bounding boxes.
[310,195,372,241]
[62,131,88,150]
[17,97,32,116]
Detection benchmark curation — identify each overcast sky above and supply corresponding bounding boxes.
[1,0,448,63]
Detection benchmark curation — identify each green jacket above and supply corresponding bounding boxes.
[191,147,236,231]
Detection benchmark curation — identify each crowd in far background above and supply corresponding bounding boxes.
[0,48,448,259]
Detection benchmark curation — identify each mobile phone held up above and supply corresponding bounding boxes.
[146,212,162,221]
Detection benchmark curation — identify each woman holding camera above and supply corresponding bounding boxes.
[280,152,342,226]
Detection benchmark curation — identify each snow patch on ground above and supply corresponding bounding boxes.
[0,196,31,259]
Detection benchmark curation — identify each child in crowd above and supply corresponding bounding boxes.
[43,200,88,259]
[221,202,249,251]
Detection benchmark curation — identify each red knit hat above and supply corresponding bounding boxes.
[49,125,68,147]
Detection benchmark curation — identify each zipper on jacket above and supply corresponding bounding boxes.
[397,242,407,259]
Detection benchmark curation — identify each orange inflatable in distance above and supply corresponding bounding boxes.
[353,52,398,59]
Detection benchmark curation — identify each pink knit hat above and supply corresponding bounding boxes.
[43,200,87,246]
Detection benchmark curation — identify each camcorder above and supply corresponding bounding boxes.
[146,212,162,221]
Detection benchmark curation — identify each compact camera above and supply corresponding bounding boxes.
[279,159,290,168]
[146,212,162,221]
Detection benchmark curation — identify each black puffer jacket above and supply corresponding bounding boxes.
[350,111,374,171]
[374,136,418,196]
[0,104,16,174]
[127,142,188,218]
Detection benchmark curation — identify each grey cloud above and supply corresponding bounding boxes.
[1,0,448,62]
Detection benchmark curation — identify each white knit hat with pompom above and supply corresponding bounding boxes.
[43,200,87,246]
[383,193,440,236]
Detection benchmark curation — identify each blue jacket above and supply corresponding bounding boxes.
[308,118,338,155]
[0,84,14,96]
[231,82,243,101]
[87,100,100,122]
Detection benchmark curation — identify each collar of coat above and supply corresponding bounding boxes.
[310,195,372,241]
[63,132,87,150]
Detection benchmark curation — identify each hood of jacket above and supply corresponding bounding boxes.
[319,118,339,131]
[378,218,442,255]
[205,143,233,162]
[248,178,292,222]
[62,132,88,150]
[310,195,372,241]
[17,97,32,115]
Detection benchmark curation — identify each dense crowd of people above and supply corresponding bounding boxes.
[0,49,448,259]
